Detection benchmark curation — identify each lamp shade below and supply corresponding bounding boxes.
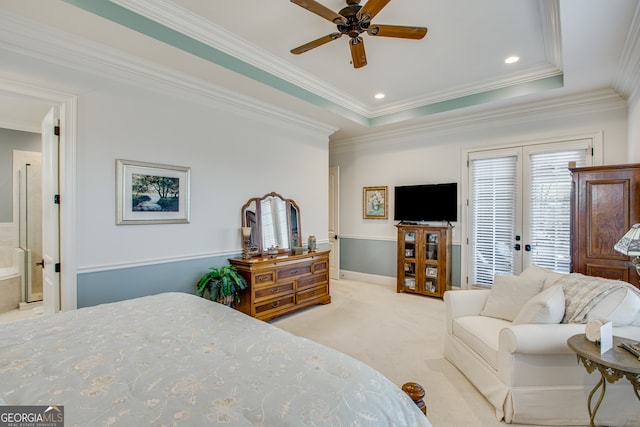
[614,223,640,256]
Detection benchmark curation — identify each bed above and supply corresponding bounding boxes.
[0,292,431,426]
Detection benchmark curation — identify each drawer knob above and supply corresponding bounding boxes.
[271,287,279,293]
[271,301,280,308]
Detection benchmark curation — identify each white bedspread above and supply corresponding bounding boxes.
[0,292,430,426]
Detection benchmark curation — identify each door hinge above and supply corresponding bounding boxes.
[54,194,60,204]
[54,125,60,136]
[55,263,61,273]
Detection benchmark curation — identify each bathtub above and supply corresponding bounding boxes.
[0,267,21,314]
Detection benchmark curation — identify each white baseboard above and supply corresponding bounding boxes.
[338,270,396,287]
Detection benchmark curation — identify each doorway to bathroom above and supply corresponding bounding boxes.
[0,129,42,314]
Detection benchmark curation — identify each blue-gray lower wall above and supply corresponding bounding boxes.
[76,254,236,308]
[77,241,458,308]
[340,237,461,287]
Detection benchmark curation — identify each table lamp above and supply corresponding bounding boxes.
[614,223,640,277]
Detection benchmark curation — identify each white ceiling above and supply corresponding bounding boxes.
[0,0,639,140]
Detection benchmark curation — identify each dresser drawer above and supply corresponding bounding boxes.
[296,284,328,305]
[254,294,295,318]
[278,264,312,280]
[312,259,328,273]
[253,271,275,285]
[297,272,328,291]
[254,282,294,303]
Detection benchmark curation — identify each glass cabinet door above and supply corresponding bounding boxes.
[403,231,417,290]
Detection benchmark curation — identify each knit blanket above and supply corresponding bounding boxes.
[557,273,640,323]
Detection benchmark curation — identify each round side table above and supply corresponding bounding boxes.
[567,334,640,427]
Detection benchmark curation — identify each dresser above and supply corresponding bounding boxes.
[229,250,330,321]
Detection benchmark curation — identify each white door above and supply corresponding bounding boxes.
[41,107,60,314]
[328,166,340,279]
[467,138,594,287]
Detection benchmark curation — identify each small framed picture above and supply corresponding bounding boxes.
[116,159,190,225]
[363,186,388,219]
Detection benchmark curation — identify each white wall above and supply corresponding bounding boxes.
[331,95,629,246]
[75,81,330,271]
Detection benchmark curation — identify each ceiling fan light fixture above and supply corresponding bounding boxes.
[505,55,520,64]
[290,0,427,68]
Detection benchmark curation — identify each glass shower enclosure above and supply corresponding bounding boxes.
[18,159,43,303]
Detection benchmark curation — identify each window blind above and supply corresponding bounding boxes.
[528,149,588,272]
[470,156,518,286]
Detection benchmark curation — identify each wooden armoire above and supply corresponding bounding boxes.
[570,163,640,288]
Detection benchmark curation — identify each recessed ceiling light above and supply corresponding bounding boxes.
[505,56,520,64]
[374,93,385,99]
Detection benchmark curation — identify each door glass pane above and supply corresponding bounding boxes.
[528,149,588,272]
[470,156,518,286]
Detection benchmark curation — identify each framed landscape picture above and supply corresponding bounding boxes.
[116,159,190,225]
[363,186,388,219]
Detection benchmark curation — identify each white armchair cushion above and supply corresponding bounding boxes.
[513,285,565,324]
[480,274,544,321]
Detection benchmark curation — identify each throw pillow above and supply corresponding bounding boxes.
[587,288,640,326]
[519,264,566,289]
[480,274,545,321]
[512,285,565,324]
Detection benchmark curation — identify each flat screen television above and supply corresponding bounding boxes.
[394,183,457,222]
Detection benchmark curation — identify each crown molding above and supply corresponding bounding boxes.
[330,88,626,151]
[612,1,640,100]
[0,9,336,136]
[111,0,564,120]
[540,0,563,68]
[112,0,371,116]
[369,63,562,117]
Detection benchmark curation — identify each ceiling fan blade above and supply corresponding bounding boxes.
[291,32,342,54]
[290,0,346,24]
[350,37,367,68]
[357,0,391,21]
[368,24,427,39]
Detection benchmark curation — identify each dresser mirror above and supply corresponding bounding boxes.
[241,192,301,255]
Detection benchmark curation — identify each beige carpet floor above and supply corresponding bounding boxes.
[272,279,562,427]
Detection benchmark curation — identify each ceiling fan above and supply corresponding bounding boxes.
[290,0,428,68]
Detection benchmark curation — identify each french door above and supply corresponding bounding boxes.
[467,139,594,287]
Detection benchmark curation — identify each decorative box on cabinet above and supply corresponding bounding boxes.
[396,224,451,298]
[229,249,331,321]
[570,163,640,288]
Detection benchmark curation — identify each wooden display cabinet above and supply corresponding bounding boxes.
[396,224,451,298]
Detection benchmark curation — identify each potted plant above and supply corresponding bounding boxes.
[196,264,248,306]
